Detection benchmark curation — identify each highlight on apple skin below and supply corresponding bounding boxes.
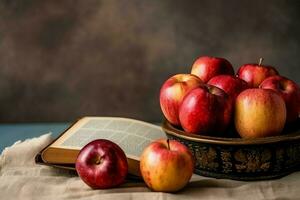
[179,84,232,136]
[260,75,300,124]
[234,88,286,138]
[140,139,194,192]
[159,74,203,126]
[75,139,128,189]
[191,56,234,83]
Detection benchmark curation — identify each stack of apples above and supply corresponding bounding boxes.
[160,56,300,138]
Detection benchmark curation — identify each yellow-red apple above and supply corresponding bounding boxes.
[235,88,286,138]
[191,56,234,83]
[237,58,278,88]
[140,139,194,192]
[159,74,203,126]
[179,84,232,136]
[260,75,300,124]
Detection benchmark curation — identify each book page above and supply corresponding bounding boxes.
[51,117,166,159]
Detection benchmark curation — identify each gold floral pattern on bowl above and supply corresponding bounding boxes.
[162,120,300,180]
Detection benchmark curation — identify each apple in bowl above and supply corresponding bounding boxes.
[75,139,128,189]
[234,88,286,138]
[140,139,194,192]
[208,75,248,102]
[237,58,278,88]
[179,84,232,136]
[159,74,203,126]
[191,56,234,83]
[260,75,300,124]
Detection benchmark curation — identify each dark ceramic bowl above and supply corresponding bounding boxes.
[162,120,300,181]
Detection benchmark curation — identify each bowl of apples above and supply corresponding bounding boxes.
[160,56,300,180]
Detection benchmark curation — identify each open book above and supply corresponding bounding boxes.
[38,117,166,176]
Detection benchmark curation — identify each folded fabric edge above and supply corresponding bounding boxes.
[0,132,53,173]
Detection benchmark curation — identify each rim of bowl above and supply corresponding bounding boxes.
[162,120,300,145]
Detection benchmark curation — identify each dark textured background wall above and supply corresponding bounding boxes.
[0,0,299,122]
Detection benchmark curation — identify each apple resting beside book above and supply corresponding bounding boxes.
[75,138,194,192]
[75,139,128,189]
[140,139,194,192]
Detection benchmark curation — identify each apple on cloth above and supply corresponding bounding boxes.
[159,74,203,126]
[179,84,232,136]
[260,75,300,124]
[234,88,286,138]
[237,58,279,88]
[140,139,194,192]
[75,139,128,189]
[191,56,234,83]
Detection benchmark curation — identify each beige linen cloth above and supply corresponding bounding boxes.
[1,133,300,200]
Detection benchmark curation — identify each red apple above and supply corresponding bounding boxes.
[75,139,128,189]
[140,139,194,192]
[207,75,249,101]
[191,56,234,83]
[237,58,279,88]
[179,84,232,135]
[235,88,286,138]
[159,74,203,126]
[260,75,300,124]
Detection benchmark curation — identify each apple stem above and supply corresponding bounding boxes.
[95,156,102,165]
[258,58,264,66]
[167,139,170,150]
[96,159,101,165]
